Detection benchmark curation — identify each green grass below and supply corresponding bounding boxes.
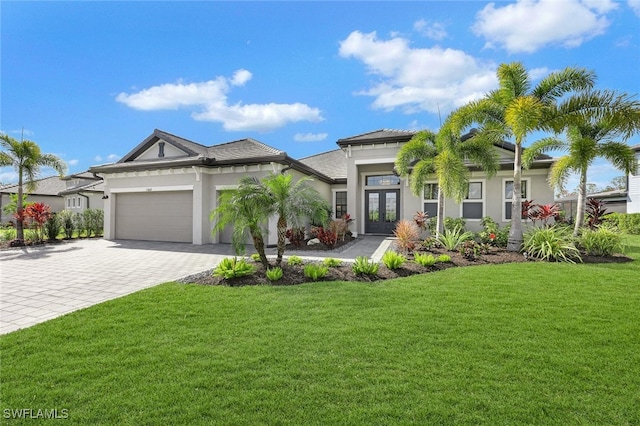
[1,236,639,424]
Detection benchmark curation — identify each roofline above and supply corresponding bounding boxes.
[118,129,205,163]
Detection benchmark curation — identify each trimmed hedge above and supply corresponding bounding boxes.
[605,212,640,234]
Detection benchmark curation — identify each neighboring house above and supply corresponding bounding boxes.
[90,128,556,244]
[59,172,105,213]
[556,190,628,223]
[628,144,640,214]
[0,176,66,224]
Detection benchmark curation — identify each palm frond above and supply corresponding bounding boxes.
[522,137,564,168]
[548,156,577,190]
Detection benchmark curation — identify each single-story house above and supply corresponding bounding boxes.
[90,128,556,245]
[0,176,66,223]
[628,143,640,214]
[59,172,105,213]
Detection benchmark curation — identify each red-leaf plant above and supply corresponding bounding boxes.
[21,202,52,243]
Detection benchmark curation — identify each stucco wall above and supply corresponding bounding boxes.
[0,194,65,224]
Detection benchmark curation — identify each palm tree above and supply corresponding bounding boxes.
[524,116,640,236]
[210,176,272,268]
[0,134,67,243]
[451,62,596,251]
[394,120,498,236]
[261,173,330,266]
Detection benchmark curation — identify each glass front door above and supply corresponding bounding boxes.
[365,189,400,234]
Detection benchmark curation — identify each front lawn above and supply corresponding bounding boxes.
[1,236,639,424]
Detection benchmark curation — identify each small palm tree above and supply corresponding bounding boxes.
[0,134,67,243]
[524,115,640,236]
[261,173,330,266]
[451,62,596,251]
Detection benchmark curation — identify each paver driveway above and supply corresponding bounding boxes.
[0,239,234,335]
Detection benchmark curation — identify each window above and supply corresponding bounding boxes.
[335,191,347,219]
[67,198,71,208]
[72,198,76,208]
[366,175,400,186]
[462,182,483,219]
[77,197,82,208]
[504,180,529,220]
[422,183,438,219]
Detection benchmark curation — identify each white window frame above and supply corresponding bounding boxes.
[461,180,485,221]
[77,196,82,208]
[503,178,531,222]
[72,197,76,208]
[67,198,71,208]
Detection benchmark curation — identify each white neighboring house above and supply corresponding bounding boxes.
[0,176,66,224]
[58,172,105,213]
[628,144,640,214]
[90,129,556,245]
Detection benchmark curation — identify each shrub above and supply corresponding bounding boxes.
[303,263,328,281]
[382,251,406,269]
[605,212,640,234]
[73,212,86,237]
[213,257,257,279]
[266,267,284,282]
[313,227,338,248]
[444,217,466,232]
[250,253,261,262]
[83,209,104,237]
[58,210,75,239]
[329,218,350,241]
[579,226,625,256]
[458,240,482,261]
[285,227,305,247]
[427,217,437,235]
[414,252,436,267]
[478,216,509,248]
[23,202,52,243]
[323,258,342,267]
[421,236,440,250]
[437,226,474,251]
[586,199,607,229]
[43,213,61,241]
[352,256,379,276]
[436,254,451,263]
[287,255,303,266]
[523,226,581,263]
[393,219,420,254]
[413,211,429,231]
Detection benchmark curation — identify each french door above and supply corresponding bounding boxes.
[365,189,400,234]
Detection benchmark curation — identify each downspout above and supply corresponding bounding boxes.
[79,192,90,209]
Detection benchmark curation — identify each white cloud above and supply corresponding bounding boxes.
[68,159,79,166]
[414,19,447,40]
[94,155,103,162]
[0,169,18,185]
[338,30,497,115]
[116,69,324,132]
[294,132,328,142]
[473,0,617,53]
[629,0,640,16]
[107,154,119,161]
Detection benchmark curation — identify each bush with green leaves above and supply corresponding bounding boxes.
[287,255,303,266]
[579,226,625,257]
[213,257,257,279]
[437,226,474,251]
[444,217,466,232]
[436,254,451,263]
[43,213,61,241]
[352,256,379,276]
[414,252,436,267]
[478,216,509,248]
[303,263,328,281]
[605,212,640,235]
[458,240,483,261]
[322,258,342,267]
[266,267,284,282]
[58,210,75,239]
[73,213,86,237]
[250,253,261,262]
[83,209,104,237]
[421,236,440,250]
[523,226,581,263]
[382,251,406,270]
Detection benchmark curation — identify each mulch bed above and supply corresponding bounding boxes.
[181,244,634,287]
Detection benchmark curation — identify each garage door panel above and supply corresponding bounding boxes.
[115,192,193,243]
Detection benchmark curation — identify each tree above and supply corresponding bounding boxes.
[524,113,640,236]
[451,62,597,251]
[260,173,330,266]
[394,120,498,236]
[0,134,67,244]
[607,176,628,191]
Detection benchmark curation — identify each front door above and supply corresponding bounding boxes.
[365,189,400,234]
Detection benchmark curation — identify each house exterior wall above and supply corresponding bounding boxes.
[0,193,64,224]
[137,141,189,161]
[629,151,640,213]
[63,193,103,213]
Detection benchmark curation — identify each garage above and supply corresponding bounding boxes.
[115,191,193,243]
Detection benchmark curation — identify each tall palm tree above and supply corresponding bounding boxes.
[451,62,596,251]
[524,115,640,236]
[0,134,67,243]
[210,176,272,268]
[394,120,498,236]
[261,173,330,266]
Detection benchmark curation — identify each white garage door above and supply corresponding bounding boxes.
[115,191,193,243]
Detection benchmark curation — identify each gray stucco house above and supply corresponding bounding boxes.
[628,144,640,214]
[0,176,66,223]
[90,129,556,244]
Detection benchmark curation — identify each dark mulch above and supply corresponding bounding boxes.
[182,245,633,287]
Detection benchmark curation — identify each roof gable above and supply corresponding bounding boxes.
[337,129,416,146]
[118,129,207,163]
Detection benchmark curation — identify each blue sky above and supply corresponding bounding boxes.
[2,0,639,192]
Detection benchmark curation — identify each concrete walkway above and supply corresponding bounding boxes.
[0,236,391,335]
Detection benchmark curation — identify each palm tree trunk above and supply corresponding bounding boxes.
[16,167,25,242]
[573,168,588,237]
[436,186,445,236]
[507,142,524,252]
[250,229,269,269]
[276,216,287,266]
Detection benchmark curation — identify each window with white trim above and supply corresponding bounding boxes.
[77,197,82,208]
[335,191,347,219]
[462,181,484,219]
[504,179,529,220]
[67,198,71,208]
[72,197,76,208]
[422,183,438,220]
